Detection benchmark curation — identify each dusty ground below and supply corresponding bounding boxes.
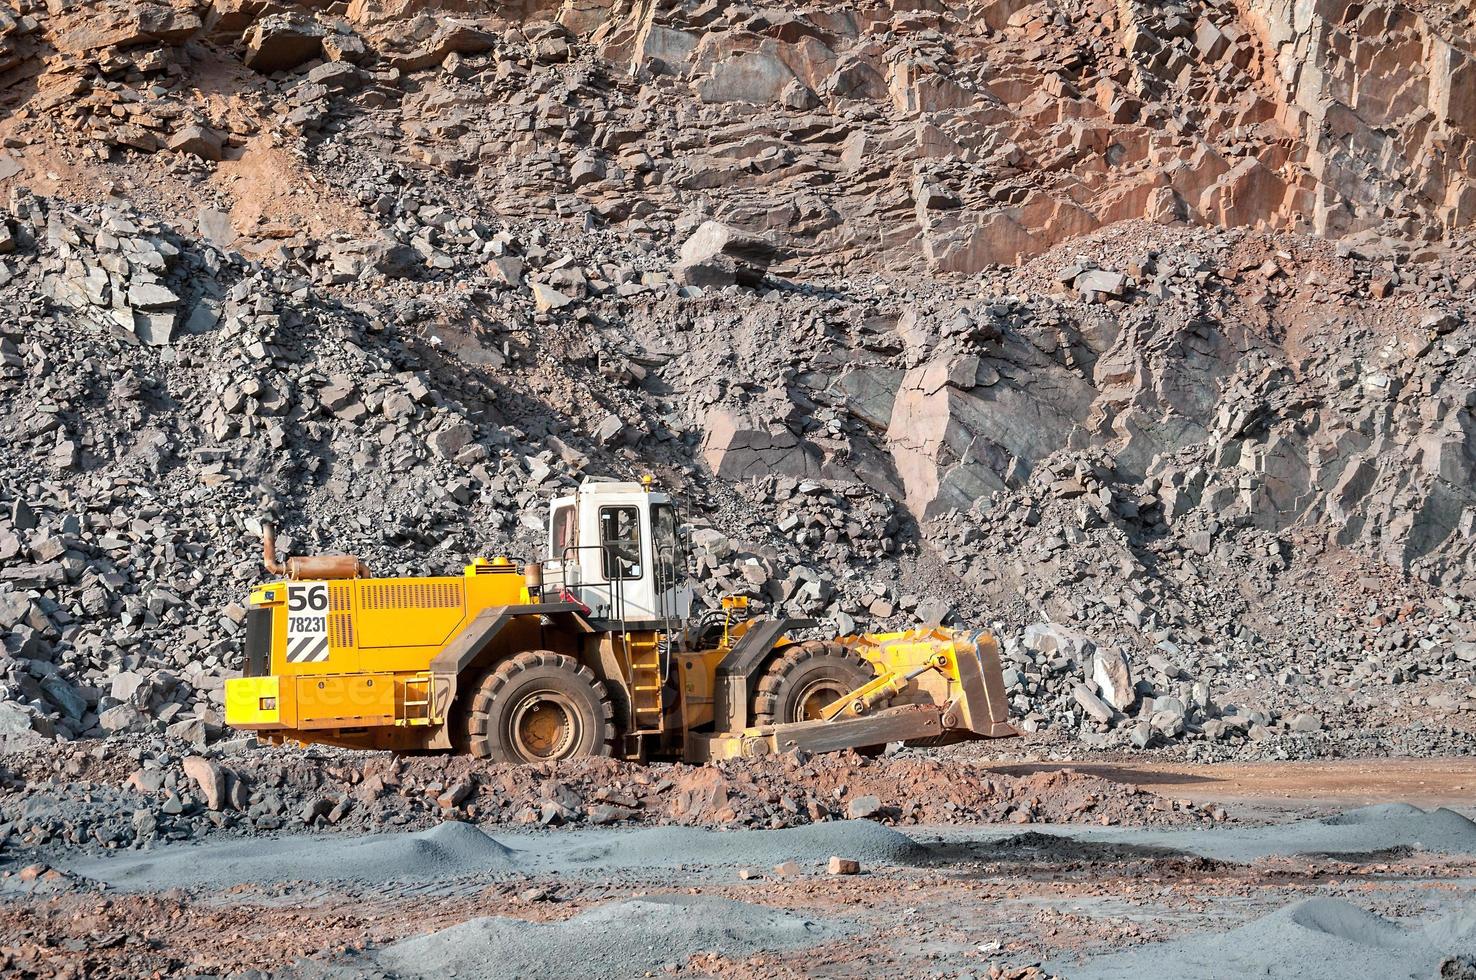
[993,757,1476,815]
[3,757,1474,979]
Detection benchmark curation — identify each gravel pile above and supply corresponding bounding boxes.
[1054,896,1476,980]
[370,895,847,980]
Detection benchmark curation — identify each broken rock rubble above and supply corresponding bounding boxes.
[0,743,1221,857]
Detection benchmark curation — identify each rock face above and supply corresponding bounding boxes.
[16,0,1476,278]
[0,0,1472,764]
[575,0,1476,270]
[703,410,822,480]
[886,351,1093,518]
[1241,0,1476,233]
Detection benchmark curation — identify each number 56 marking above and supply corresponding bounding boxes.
[288,583,329,613]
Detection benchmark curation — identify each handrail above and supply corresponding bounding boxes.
[559,543,636,693]
[558,544,628,621]
[653,543,679,674]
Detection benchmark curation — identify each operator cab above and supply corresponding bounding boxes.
[542,479,692,626]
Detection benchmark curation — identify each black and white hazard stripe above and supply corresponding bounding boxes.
[287,635,330,663]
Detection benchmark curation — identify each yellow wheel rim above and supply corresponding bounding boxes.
[510,693,580,760]
[795,680,850,722]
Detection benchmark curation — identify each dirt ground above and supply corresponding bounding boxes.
[991,757,1476,814]
[3,757,1475,979]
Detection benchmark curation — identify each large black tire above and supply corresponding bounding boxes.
[753,641,875,726]
[465,651,615,763]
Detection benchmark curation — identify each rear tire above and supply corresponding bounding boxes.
[465,651,615,763]
[753,641,875,726]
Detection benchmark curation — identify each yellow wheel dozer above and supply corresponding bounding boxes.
[225,480,1015,763]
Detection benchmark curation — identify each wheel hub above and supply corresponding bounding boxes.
[509,693,580,760]
[796,680,849,721]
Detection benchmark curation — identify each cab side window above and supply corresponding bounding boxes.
[652,503,678,592]
[551,504,576,557]
[599,506,642,580]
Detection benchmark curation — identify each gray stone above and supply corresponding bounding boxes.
[1075,268,1126,297]
[167,716,208,748]
[128,283,179,311]
[781,79,820,110]
[532,282,573,312]
[244,14,325,73]
[0,701,35,735]
[305,61,362,92]
[430,422,474,459]
[322,32,369,64]
[111,671,147,703]
[569,155,604,189]
[1091,647,1135,711]
[99,703,148,733]
[301,796,333,825]
[587,803,638,824]
[1073,682,1114,724]
[183,298,222,334]
[1023,623,1094,660]
[1153,696,1186,719]
[1289,712,1323,733]
[11,500,37,531]
[197,208,237,249]
[183,755,226,810]
[0,589,31,629]
[167,125,224,162]
[486,256,524,286]
[1149,709,1185,738]
[133,311,176,346]
[41,675,86,721]
[914,597,952,625]
[595,414,625,446]
[673,221,775,288]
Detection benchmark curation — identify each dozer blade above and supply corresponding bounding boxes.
[692,628,1017,762]
[946,627,1017,739]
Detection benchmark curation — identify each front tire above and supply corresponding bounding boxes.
[465,651,615,763]
[753,641,875,726]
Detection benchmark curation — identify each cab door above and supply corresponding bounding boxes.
[651,501,692,623]
[586,501,657,621]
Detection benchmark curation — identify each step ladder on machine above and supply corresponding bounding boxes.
[625,631,664,732]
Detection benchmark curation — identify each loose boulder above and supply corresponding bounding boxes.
[673,221,776,288]
[244,14,326,74]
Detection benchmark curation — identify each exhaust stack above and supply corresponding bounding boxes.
[261,523,371,580]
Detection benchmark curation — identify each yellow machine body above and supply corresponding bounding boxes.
[226,559,533,749]
[225,483,1017,761]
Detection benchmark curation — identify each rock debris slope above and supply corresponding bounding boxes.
[0,0,1472,760]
